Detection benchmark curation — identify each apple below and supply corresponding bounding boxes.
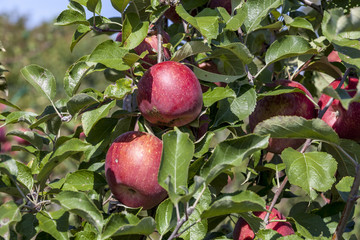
[249,80,317,154]
[115,32,171,69]
[233,206,295,240]
[328,50,341,63]
[198,61,227,92]
[209,0,232,14]
[318,77,360,141]
[105,131,167,209]
[0,127,6,143]
[137,61,203,127]
[164,6,182,23]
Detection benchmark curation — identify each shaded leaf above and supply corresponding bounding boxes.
[171,41,212,62]
[36,210,69,240]
[0,201,21,238]
[62,169,107,191]
[104,78,133,100]
[155,199,176,236]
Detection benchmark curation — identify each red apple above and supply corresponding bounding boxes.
[249,80,317,154]
[115,32,171,69]
[233,206,295,240]
[105,131,167,209]
[328,50,341,63]
[209,0,232,14]
[137,61,203,127]
[198,61,227,92]
[318,77,360,141]
[164,6,182,23]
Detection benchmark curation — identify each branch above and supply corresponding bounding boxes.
[157,18,164,63]
[298,0,323,14]
[333,164,360,240]
[290,54,316,81]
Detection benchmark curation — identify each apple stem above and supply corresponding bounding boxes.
[156,18,164,63]
[298,0,323,15]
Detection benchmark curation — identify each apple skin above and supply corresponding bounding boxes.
[137,61,203,127]
[105,131,167,209]
[115,32,171,69]
[164,6,182,23]
[209,0,232,14]
[249,80,317,154]
[328,50,341,63]
[318,77,360,141]
[233,207,294,240]
[0,127,6,143]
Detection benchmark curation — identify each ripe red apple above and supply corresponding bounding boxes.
[105,131,167,209]
[0,127,6,143]
[209,0,232,14]
[318,77,360,141]
[233,206,294,240]
[164,6,182,23]
[249,80,317,154]
[137,61,203,127]
[328,50,341,63]
[198,61,227,92]
[115,32,171,69]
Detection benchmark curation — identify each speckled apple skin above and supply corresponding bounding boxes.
[318,77,360,141]
[233,207,295,240]
[249,80,317,154]
[115,33,171,69]
[137,61,203,127]
[105,131,167,210]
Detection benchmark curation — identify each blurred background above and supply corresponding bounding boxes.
[0,0,120,111]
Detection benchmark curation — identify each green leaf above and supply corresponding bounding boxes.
[71,25,91,52]
[201,191,266,219]
[243,0,283,33]
[36,210,69,240]
[210,48,246,76]
[55,9,89,26]
[0,201,21,238]
[171,41,212,62]
[20,65,57,102]
[104,79,133,100]
[200,134,269,184]
[218,42,254,64]
[181,208,207,240]
[55,191,103,232]
[88,40,130,71]
[323,139,360,177]
[335,176,357,201]
[0,98,21,111]
[122,13,149,49]
[2,111,37,127]
[0,155,34,192]
[64,57,95,97]
[254,116,340,144]
[265,36,317,65]
[155,199,176,236]
[62,169,107,191]
[111,0,131,13]
[226,11,247,31]
[37,139,91,185]
[282,148,337,200]
[81,100,116,136]
[15,213,38,240]
[287,17,315,32]
[7,130,48,150]
[203,87,236,107]
[86,0,101,13]
[255,229,283,239]
[158,127,194,195]
[66,93,99,116]
[192,65,244,84]
[176,5,219,40]
[101,214,156,238]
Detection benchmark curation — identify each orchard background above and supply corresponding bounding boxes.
[1,0,360,239]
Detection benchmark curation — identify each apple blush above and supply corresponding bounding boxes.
[137,61,203,127]
[105,131,167,210]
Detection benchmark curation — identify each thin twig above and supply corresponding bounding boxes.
[333,164,360,240]
[290,54,316,81]
[298,0,323,14]
[157,18,164,63]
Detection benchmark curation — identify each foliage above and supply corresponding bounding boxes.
[1,0,360,239]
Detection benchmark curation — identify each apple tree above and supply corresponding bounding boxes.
[1,0,360,239]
